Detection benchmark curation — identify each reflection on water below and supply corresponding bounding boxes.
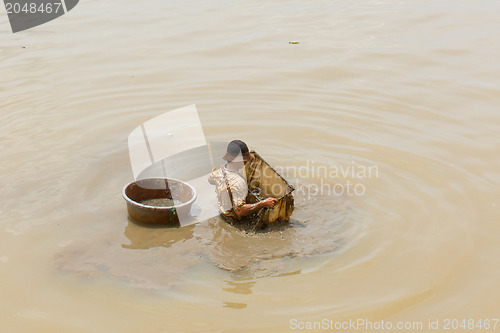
[223,302,248,310]
[223,280,255,295]
[122,220,195,249]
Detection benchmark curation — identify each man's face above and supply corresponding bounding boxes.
[234,160,245,169]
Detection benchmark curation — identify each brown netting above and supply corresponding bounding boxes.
[245,151,295,224]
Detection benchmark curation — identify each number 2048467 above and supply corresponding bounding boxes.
[442,319,498,330]
[5,2,63,14]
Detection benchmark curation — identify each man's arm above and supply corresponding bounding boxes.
[233,198,277,219]
[208,173,215,185]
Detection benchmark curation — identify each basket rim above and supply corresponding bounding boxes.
[122,177,197,210]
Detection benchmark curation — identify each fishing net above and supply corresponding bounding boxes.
[245,151,295,225]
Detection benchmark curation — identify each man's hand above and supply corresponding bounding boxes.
[261,197,278,208]
[233,197,278,218]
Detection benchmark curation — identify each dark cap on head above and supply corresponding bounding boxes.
[223,140,252,162]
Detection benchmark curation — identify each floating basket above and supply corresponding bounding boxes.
[122,178,197,226]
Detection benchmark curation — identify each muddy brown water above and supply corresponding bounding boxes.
[56,189,356,279]
[2,0,500,332]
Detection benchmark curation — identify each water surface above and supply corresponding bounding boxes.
[1,0,500,332]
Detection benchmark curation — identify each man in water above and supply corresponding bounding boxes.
[208,140,277,223]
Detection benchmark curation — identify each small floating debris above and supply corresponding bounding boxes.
[289,41,299,44]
